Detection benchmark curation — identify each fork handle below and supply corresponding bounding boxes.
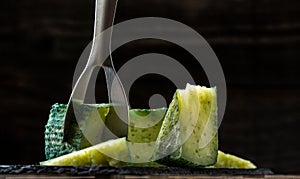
[94,0,118,37]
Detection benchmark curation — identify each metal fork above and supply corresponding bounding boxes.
[62,0,128,144]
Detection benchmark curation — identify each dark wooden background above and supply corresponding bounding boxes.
[1,0,300,174]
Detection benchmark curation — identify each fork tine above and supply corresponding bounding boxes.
[63,65,96,142]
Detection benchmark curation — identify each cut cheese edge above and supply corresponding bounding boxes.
[212,151,256,169]
[40,137,129,166]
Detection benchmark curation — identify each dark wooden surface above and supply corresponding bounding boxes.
[2,176,300,179]
[1,0,300,174]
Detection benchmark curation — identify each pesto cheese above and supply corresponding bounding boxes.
[153,84,218,167]
[212,151,256,169]
[128,108,167,143]
[127,108,167,164]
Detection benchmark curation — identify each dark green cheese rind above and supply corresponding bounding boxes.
[44,103,77,159]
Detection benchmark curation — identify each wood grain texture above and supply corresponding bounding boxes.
[0,0,299,173]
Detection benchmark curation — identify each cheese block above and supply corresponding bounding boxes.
[153,84,218,167]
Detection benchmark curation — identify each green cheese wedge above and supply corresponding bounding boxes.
[40,137,129,166]
[128,108,167,143]
[153,84,218,167]
[127,108,167,164]
[212,151,256,169]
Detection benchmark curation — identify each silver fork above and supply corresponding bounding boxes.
[62,0,128,144]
